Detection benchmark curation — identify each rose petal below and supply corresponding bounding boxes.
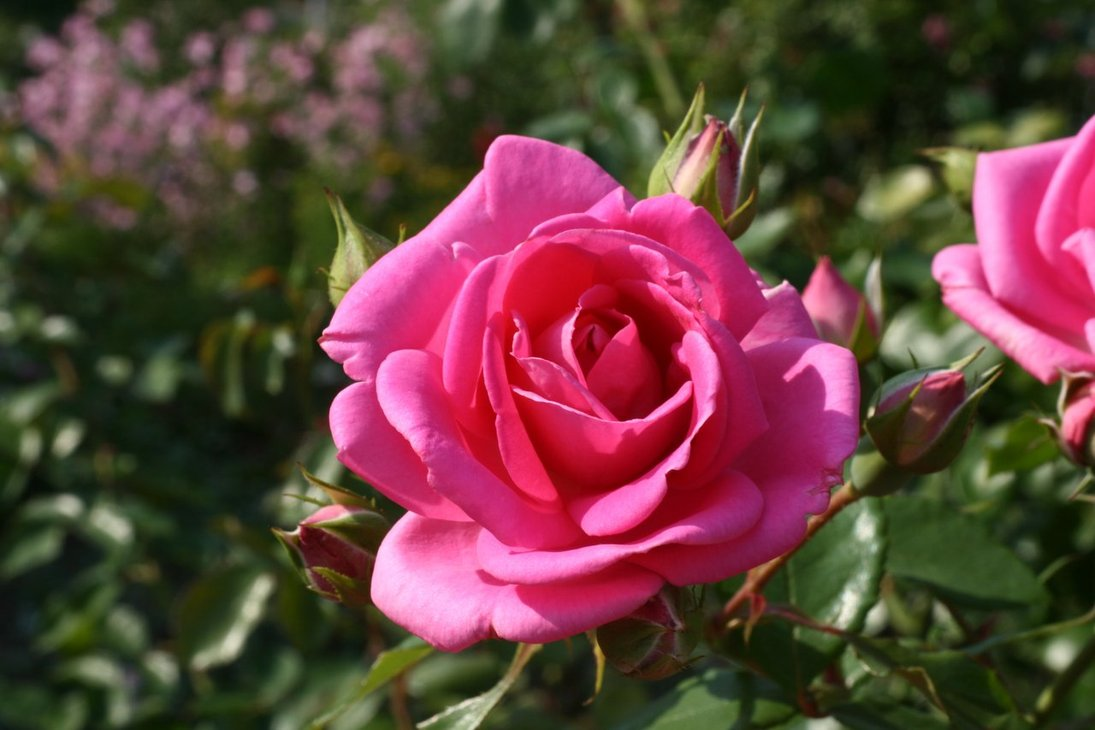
[1062,228,1095,299]
[477,470,763,584]
[328,381,467,521]
[629,470,834,585]
[320,240,480,383]
[669,316,767,488]
[482,320,562,507]
[602,195,768,338]
[513,378,693,490]
[934,244,1095,382]
[974,137,1093,321]
[740,280,820,349]
[479,136,629,256]
[1037,116,1095,253]
[377,349,582,548]
[634,342,857,585]
[372,514,663,651]
[735,337,860,492]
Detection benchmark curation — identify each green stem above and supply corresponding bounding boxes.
[616,0,684,118]
[1034,632,1095,727]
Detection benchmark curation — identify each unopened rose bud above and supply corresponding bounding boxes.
[325,190,396,307]
[595,586,700,681]
[801,256,881,362]
[865,358,1000,474]
[1055,375,1095,467]
[275,504,388,608]
[648,85,762,239]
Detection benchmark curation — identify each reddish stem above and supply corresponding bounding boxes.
[714,482,861,633]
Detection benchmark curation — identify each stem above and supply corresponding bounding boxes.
[1034,632,1095,727]
[715,482,862,632]
[390,672,414,730]
[616,0,685,119]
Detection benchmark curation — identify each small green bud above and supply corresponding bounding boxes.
[275,504,389,608]
[595,586,700,681]
[648,85,763,239]
[325,189,395,307]
[865,356,1000,474]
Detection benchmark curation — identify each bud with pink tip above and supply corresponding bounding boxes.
[865,355,1000,475]
[801,256,881,363]
[648,85,763,239]
[1054,375,1095,467]
[275,503,388,608]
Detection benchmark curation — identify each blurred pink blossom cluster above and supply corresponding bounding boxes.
[17,2,430,229]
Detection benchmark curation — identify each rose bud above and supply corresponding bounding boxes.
[865,358,1000,474]
[275,503,389,608]
[801,256,881,363]
[1054,375,1095,467]
[648,84,762,239]
[595,586,700,681]
[325,189,396,307]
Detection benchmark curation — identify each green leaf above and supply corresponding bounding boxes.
[856,166,935,223]
[308,635,433,729]
[417,643,540,730]
[830,698,950,729]
[611,668,796,730]
[0,525,65,579]
[176,564,276,671]
[722,497,886,692]
[883,497,1047,609]
[984,416,1059,475]
[848,638,1022,729]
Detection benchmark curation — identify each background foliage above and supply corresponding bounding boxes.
[1,0,1094,727]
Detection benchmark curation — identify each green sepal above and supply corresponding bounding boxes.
[272,527,310,583]
[305,508,389,556]
[325,189,395,308]
[723,103,763,238]
[850,437,914,497]
[311,566,372,606]
[298,465,376,511]
[647,84,708,198]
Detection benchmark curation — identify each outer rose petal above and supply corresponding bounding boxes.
[973,137,1092,321]
[372,514,663,651]
[740,281,819,350]
[320,239,480,382]
[329,382,468,520]
[1037,116,1095,256]
[478,136,629,257]
[933,244,1095,383]
[736,338,860,492]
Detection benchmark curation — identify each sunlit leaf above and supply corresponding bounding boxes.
[417,643,540,730]
[883,497,1047,609]
[177,565,276,671]
[308,635,434,729]
[611,668,795,730]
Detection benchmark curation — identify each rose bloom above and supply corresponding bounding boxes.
[320,136,859,651]
[933,115,1095,384]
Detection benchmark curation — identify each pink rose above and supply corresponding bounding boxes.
[320,136,860,651]
[933,115,1095,384]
